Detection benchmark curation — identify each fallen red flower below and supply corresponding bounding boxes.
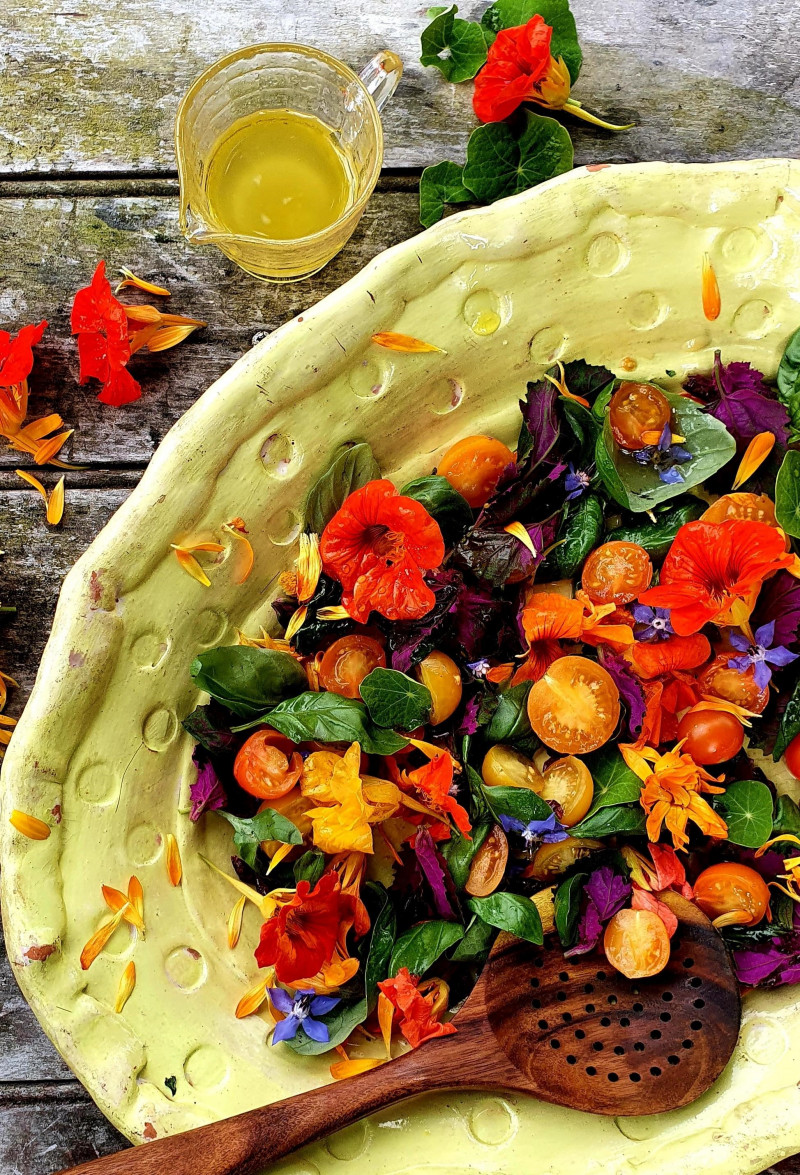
[255,871,354,984]
[377,966,456,1048]
[473,15,570,123]
[71,261,142,406]
[0,321,48,388]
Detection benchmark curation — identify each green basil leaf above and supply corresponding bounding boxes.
[485,682,534,745]
[774,676,800,760]
[554,873,586,949]
[462,111,573,205]
[364,884,397,1009]
[400,474,473,545]
[360,667,432,730]
[483,783,553,824]
[480,0,582,82]
[293,850,326,887]
[466,892,543,945]
[773,793,800,837]
[465,763,495,824]
[723,889,796,948]
[561,360,615,404]
[441,821,491,889]
[389,920,464,977]
[303,442,380,534]
[777,326,800,444]
[217,809,301,868]
[420,4,488,82]
[190,647,308,719]
[286,998,368,1055]
[610,499,705,560]
[594,387,736,513]
[237,692,408,755]
[582,747,643,816]
[713,779,774,848]
[550,494,604,578]
[450,914,495,961]
[570,805,647,838]
[776,450,800,538]
[419,161,473,229]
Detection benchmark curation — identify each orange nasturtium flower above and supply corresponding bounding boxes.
[510,592,634,685]
[621,742,728,852]
[255,871,355,985]
[320,480,445,623]
[377,967,456,1048]
[402,752,472,839]
[640,519,794,636]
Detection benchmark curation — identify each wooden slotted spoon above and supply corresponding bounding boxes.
[59,892,740,1175]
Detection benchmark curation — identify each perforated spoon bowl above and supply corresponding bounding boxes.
[59,892,741,1175]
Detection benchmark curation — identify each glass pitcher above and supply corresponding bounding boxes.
[175,44,402,283]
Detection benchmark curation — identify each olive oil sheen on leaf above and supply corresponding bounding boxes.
[205,110,353,241]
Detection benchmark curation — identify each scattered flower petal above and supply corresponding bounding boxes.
[114,961,136,1013]
[80,910,125,970]
[9,809,50,840]
[115,268,171,297]
[732,431,775,490]
[228,896,246,949]
[702,254,721,321]
[371,332,443,354]
[165,833,182,886]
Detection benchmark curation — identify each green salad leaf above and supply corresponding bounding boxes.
[570,804,647,838]
[419,162,472,228]
[485,682,535,745]
[236,692,408,755]
[549,493,604,578]
[777,326,800,443]
[467,892,543,944]
[442,821,491,889]
[480,0,582,82]
[554,873,586,949]
[450,914,495,961]
[713,779,774,848]
[286,998,368,1055]
[363,884,397,1008]
[610,499,705,559]
[389,919,464,977]
[303,441,380,534]
[217,809,301,868]
[773,794,800,837]
[190,646,307,719]
[462,111,573,205]
[582,747,643,815]
[420,4,488,82]
[360,667,432,731]
[483,782,553,824]
[293,850,326,887]
[400,474,473,544]
[775,450,800,538]
[774,676,800,760]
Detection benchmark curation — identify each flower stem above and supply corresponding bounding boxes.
[563,100,635,132]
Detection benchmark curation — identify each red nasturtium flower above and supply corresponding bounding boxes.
[473,15,571,123]
[0,321,47,389]
[255,871,354,984]
[71,261,141,407]
[320,480,445,623]
[377,967,457,1048]
[640,520,794,636]
[402,752,472,839]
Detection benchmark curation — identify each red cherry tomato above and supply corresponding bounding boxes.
[527,655,620,754]
[693,862,770,927]
[581,541,653,606]
[318,634,386,698]
[437,435,514,508]
[785,732,800,781]
[608,382,672,450]
[676,709,744,765]
[234,729,303,799]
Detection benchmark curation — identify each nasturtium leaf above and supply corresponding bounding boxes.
[480,0,582,82]
[450,914,495,961]
[610,499,705,560]
[485,682,534,745]
[419,161,473,228]
[774,676,800,760]
[467,892,543,944]
[420,4,489,83]
[462,111,573,205]
[554,872,586,949]
[238,692,408,755]
[190,647,308,719]
[713,779,774,848]
[550,494,604,578]
[293,850,326,887]
[286,998,368,1055]
[217,809,301,868]
[303,441,380,534]
[773,793,800,837]
[400,474,473,545]
[389,919,464,978]
[483,782,553,824]
[360,667,432,730]
[775,451,800,538]
[581,747,643,816]
[594,386,736,513]
[442,821,491,889]
[777,326,800,444]
[570,804,647,838]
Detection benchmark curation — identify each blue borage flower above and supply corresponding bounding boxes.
[564,463,591,500]
[728,620,799,690]
[499,810,567,849]
[631,603,674,642]
[269,988,341,1045]
[631,424,691,484]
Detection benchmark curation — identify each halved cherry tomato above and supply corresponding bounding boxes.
[608,382,672,450]
[526,836,604,882]
[785,732,800,781]
[482,744,543,790]
[701,492,780,528]
[234,729,303,799]
[416,650,462,724]
[676,709,744,765]
[465,824,509,896]
[693,862,770,927]
[318,634,386,698]
[581,541,653,606]
[258,791,314,858]
[527,655,620,754]
[697,654,769,713]
[437,435,514,508]
[604,908,671,979]
[538,755,594,827]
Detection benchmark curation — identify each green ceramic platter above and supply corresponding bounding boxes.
[4,159,800,1175]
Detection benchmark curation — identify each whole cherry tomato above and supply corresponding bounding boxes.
[698,654,769,714]
[538,755,594,827]
[608,382,672,450]
[318,634,386,698]
[581,540,653,606]
[785,732,800,781]
[693,862,770,927]
[234,729,303,800]
[604,908,671,979]
[527,655,620,754]
[437,435,515,508]
[416,650,463,724]
[676,709,744,765]
[465,824,509,896]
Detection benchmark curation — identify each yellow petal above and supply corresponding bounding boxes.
[116,267,171,297]
[199,853,292,921]
[128,875,144,922]
[146,323,205,352]
[695,696,757,726]
[330,1058,385,1080]
[80,910,124,970]
[370,331,443,354]
[114,960,136,1013]
[503,521,537,558]
[46,476,65,525]
[165,833,182,886]
[123,303,163,326]
[9,809,50,840]
[562,99,635,131]
[227,895,246,949]
[284,605,308,643]
[266,841,294,874]
[316,605,351,621]
[102,885,145,934]
[236,974,271,1019]
[377,991,394,1059]
[732,431,775,491]
[297,533,322,602]
[33,431,73,465]
[224,521,254,585]
[15,468,47,500]
[702,254,721,321]
[173,547,211,587]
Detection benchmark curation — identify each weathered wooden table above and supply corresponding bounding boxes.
[2,0,800,1171]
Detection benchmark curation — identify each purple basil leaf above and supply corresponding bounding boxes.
[584,866,631,921]
[453,582,505,658]
[684,356,789,447]
[457,694,481,736]
[753,569,800,650]
[413,827,459,920]
[387,569,461,672]
[456,514,559,588]
[189,750,228,822]
[564,898,603,957]
[600,651,646,737]
[519,379,560,468]
[733,944,786,987]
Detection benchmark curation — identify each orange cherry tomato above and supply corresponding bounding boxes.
[234,729,303,799]
[465,824,509,896]
[258,791,314,858]
[437,435,515,508]
[416,650,462,724]
[693,862,770,927]
[676,709,744,765]
[526,836,604,882]
[785,732,800,781]
[538,755,594,827]
[701,492,780,528]
[481,744,543,790]
[608,382,672,450]
[604,908,671,979]
[581,541,653,606]
[697,654,769,714]
[527,655,620,754]
[318,634,386,699]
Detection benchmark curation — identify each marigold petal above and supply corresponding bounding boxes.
[227,895,246,949]
[15,468,47,499]
[80,910,124,970]
[266,842,295,874]
[284,606,308,643]
[123,304,163,326]
[316,605,351,621]
[116,268,171,297]
[702,254,721,321]
[732,431,775,491]
[330,1058,385,1080]
[236,974,272,1018]
[128,874,144,921]
[370,332,443,354]
[165,833,182,886]
[114,960,136,1013]
[33,431,73,465]
[224,521,255,585]
[146,323,205,352]
[9,809,50,840]
[46,476,65,525]
[173,547,211,587]
[503,521,538,558]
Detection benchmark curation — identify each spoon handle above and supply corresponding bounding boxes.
[58,1037,464,1175]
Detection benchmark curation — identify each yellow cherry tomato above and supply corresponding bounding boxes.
[604,908,671,979]
[538,756,594,827]
[481,744,543,790]
[437,435,515,508]
[416,650,462,724]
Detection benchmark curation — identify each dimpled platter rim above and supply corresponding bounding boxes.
[3,159,800,1175]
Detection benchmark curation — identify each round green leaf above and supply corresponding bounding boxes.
[713,779,774,848]
[462,111,573,205]
[776,450,800,538]
[420,5,488,83]
[360,667,432,731]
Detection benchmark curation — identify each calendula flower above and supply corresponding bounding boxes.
[377,967,456,1048]
[269,988,340,1044]
[728,620,798,689]
[320,480,444,622]
[640,519,794,635]
[621,742,727,851]
[255,871,354,984]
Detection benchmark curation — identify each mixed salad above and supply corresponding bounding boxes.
[183,331,800,1069]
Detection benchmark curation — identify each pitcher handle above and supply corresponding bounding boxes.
[359,51,403,112]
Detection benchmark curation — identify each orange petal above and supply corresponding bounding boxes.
[224,521,254,585]
[266,842,294,874]
[15,468,47,500]
[227,895,246,949]
[330,1058,385,1080]
[173,547,211,587]
[732,431,775,491]
[103,884,145,934]
[284,605,308,643]
[236,974,271,1019]
[23,413,65,440]
[146,323,205,352]
[702,254,721,321]
[123,304,163,326]
[371,332,443,354]
[33,431,73,465]
[9,809,50,840]
[297,533,322,602]
[114,960,136,1013]
[128,875,144,922]
[165,833,182,886]
[158,313,207,327]
[316,605,351,621]
[116,267,171,297]
[377,991,394,1059]
[503,521,537,558]
[80,910,124,970]
[47,476,65,525]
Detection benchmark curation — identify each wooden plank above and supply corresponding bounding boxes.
[0,1083,127,1173]
[3,0,800,177]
